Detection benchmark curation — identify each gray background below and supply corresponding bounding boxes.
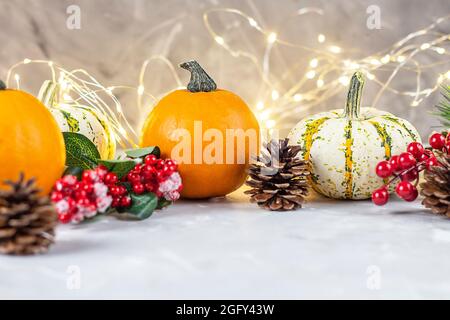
[1,0,449,138]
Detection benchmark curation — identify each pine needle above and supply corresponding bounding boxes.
[435,85,450,127]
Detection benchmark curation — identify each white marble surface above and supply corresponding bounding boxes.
[1,189,450,300]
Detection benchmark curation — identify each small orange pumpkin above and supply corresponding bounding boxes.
[0,80,66,194]
[141,61,260,199]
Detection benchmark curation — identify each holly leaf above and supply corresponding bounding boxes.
[97,159,137,179]
[115,192,158,220]
[125,146,160,159]
[63,167,84,180]
[63,132,100,169]
[157,198,172,209]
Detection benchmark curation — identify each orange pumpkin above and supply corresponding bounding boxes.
[0,80,66,194]
[141,60,260,199]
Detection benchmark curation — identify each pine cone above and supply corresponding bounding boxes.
[0,174,57,255]
[245,138,310,211]
[420,152,450,217]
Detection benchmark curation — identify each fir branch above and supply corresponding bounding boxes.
[435,84,450,127]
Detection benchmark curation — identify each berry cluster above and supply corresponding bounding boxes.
[372,132,448,206]
[123,155,182,201]
[51,155,183,224]
[52,166,116,224]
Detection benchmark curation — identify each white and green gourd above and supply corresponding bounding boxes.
[288,71,421,199]
[38,80,116,160]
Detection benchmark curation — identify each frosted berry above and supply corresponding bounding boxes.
[429,133,445,150]
[372,187,389,206]
[375,161,392,178]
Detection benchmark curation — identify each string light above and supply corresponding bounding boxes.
[15,8,443,135]
[6,60,138,148]
[306,70,316,79]
[199,8,450,129]
[309,58,319,68]
[318,34,326,43]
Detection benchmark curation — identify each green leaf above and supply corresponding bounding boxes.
[125,146,160,159]
[98,159,137,179]
[116,192,158,220]
[63,132,100,169]
[157,198,172,209]
[63,167,83,180]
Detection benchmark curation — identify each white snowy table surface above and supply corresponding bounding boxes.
[1,188,450,300]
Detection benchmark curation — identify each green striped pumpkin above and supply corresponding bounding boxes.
[288,72,421,200]
[38,81,116,160]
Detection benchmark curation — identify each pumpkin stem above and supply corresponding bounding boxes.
[0,80,6,90]
[344,71,365,119]
[180,60,217,93]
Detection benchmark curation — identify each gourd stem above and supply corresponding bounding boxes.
[344,71,365,119]
[0,80,6,90]
[180,60,217,93]
[37,80,59,108]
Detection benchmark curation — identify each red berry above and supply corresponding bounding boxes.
[426,157,439,170]
[133,164,142,172]
[66,197,76,209]
[403,187,418,202]
[372,187,389,206]
[109,185,121,196]
[156,171,166,182]
[117,185,127,195]
[375,161,392,178]
[82,170,93,182]
[81,182,94,193]
[429,133,445,150]
[144,155,157,165]
[77,197,91,207]
[111,197,121,208]
[51,192,64,202]
[398,152,416,170]
[395,181,415,199]
[407,142,425,159]
[145,183,155,192]
[127,172,141,184]
[445,139,450,151]
[74,190,88,200]
[59,213,72,224]
[161,165,172,176]
[120,196,132,207]
[389,155,401,172]
[132,183,145,194]
[400,169,418,182]
[155,159,165,169]
[104,172,118,185]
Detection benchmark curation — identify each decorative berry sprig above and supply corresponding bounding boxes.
[372,131,449,206]
[51,148,182,224]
